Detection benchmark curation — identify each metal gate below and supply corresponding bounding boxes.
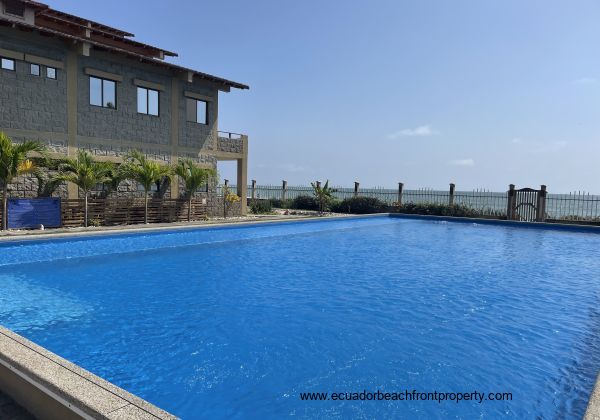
[507,185,547,222]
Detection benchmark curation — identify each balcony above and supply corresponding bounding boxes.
[217,131,246,155]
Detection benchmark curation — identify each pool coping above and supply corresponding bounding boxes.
[0,326,177,419]
[1,212,599,245]
[0,213,376,244]
[586,375,600,419]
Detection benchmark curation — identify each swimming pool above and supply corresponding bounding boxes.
[0,216,598,418]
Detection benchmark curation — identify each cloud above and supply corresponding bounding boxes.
[571,77,597,85]
[448,159,474,167]
[387,125,439,139]
[510,137,522,144]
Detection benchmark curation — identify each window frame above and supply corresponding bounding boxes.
[3,0,25,17]
[89,76,117,109]
[30,63,40,76]
[1,57,15,71]
[137,86,160,117]
[186,98,208,125]
[46,66,57,80]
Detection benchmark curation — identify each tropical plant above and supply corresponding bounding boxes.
[101,166,127,198]
[121,150,172,224]
[175,159,216,222]
[311,180,335,214]
[289,195,319,211]
[330,196,388,214]
[222,184,240,218]
[0,132,46,230]
[55,150,114,227]
[250,199,272,214]
[35,168,63,198]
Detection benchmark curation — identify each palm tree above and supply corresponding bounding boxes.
[56,151,114,227]
[0,132,46,230]
[174,159,216,222]
[121,150,172,224]
[311,180,335,214]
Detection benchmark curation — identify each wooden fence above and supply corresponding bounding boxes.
[61,198,209,227]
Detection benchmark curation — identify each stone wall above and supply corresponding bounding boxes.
[77,52,173,145]
[0,28,68,154]
[217,136,244,154]
[0,27,245,218]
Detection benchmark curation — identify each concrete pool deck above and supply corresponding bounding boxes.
[0,213,598,417]
[0,326,177,419]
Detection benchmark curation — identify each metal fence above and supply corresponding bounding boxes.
[546,192,600,222]
[234,183,600,223]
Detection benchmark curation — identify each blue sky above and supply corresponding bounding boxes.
[51,0,600,192]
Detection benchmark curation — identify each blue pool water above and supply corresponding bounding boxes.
[0,216,598,419]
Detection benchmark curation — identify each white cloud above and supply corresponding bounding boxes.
[387,125,439,139]
[511,137,522,144]
[571,77,597,85]
[448,158,475,167]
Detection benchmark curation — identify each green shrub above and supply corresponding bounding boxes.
[331,196,388,214]
[395,202,480,217]
[250,199,273,214]
[290,195,320,211]
[269,198,292,209]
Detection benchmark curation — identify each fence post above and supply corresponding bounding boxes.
[354,181,360,197]
[282,180,287,201]
[449,183,455,206]
[251,179,256,200]
[536,185,547,222]
[507,184,515,220]
[397,182,404,206]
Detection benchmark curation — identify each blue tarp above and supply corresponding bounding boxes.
[7,198,61,229]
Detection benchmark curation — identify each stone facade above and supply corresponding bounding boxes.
[0,24,248,216]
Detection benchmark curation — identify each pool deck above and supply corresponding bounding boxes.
[0,212,599,418]
[586,376,600,420]
[0,326,177,419]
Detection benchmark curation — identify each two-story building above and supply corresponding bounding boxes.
[0,0,249,213]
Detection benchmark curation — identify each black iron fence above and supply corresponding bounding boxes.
[237,181,600,223]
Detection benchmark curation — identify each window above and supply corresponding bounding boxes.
[1,58,15,71]
[46,67,56,79]
[186,98,208,124]
[89,76,116,109]
[4,0,25,17]
[137,87,159,116]
[30,63,40,76]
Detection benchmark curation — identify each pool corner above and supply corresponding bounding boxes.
[0,326,177,420]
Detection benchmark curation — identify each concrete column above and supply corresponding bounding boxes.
[66,49,79,199]
[170,77,180,198]
[397,182,404,206]
[536,185,547,222]
[507,184,516,220]
[449,183,455,206]
[237,135,248,214]
[282,180,287,201]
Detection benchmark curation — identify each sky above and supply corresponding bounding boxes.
[50,0,600,192]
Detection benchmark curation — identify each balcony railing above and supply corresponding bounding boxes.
[217,131,246,154]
